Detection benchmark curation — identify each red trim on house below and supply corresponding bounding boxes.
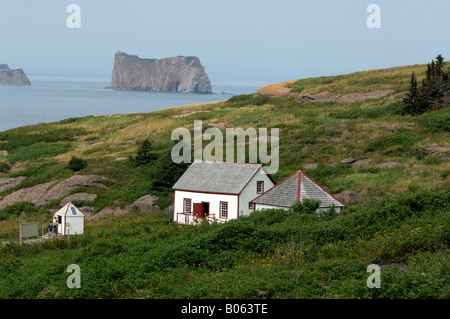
[296,172,301,202]
[249,170,345,207]
[173,190,176,222]
[297,170,346,207]
[174,161,277,195]
[174,188,239,196]
[250,170,298,203]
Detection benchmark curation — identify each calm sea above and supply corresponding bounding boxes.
[0,75,266,132]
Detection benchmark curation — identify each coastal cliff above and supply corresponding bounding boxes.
[110,51,212,93]
[0,64,31,86]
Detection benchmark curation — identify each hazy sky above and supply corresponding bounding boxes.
[1,0,449,83]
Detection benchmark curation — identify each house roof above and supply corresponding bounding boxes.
[54,202,85,217]
[172,161,274,195]
[251,170,345,208]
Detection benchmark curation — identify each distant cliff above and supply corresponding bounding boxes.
[0,64,31,86]
[110,52,212,93]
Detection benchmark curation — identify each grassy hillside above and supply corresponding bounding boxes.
[0,62,449,299]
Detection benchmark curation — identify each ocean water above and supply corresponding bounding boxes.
[0,75,266,132]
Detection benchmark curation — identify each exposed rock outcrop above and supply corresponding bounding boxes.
[110,51,212,93]
[255,79,394,104]
[0,64,31,86]
[130,194,173,214]
[0,175,108,209]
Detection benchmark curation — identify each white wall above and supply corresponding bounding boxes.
[255,203,289,211]
[65,216,84,235]
[174,190,238,225]
[239,168,276,217]
[255,203,343,213]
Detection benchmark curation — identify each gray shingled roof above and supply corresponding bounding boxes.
[252,171,344,208]
[172,161,265,194]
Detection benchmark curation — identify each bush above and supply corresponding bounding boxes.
[0,162,10,173]
[291,199,321,214]
[0,202,38,220]
[417,107,450,132]
[68,156,88,172]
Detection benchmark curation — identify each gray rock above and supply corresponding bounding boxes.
[0,176,26,193]
[0,174,109,209]
[341,157,356,164]
[0,65,31,86]
[110,51,212,94]
[351,159,369,168]
[333,190,363,204]
[60,193,97,207]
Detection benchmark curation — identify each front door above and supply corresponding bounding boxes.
[201,202,209,216]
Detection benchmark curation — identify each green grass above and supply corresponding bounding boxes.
[0,61,449,299]
[0,190,447,299]
[8,142,72,164]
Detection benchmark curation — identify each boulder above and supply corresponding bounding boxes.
[334,190,363,204]
[130,194,173,214]
[59,193,97,207]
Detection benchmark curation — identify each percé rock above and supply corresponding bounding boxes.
[0,64,31,86]
[110,51,212,93]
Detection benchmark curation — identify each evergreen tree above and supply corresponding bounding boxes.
[403,72,421,115]
[152,150,188,190]
[403,54,449,115]
[135,138,157,166]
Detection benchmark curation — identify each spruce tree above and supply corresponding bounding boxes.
[403,72,421,115]
[135,138,157,166]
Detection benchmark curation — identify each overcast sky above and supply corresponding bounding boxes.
[1,0,449,83]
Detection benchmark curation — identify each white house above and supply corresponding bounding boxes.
[53,202,85,235]
[172,161,276,225]
[251,170,345,213]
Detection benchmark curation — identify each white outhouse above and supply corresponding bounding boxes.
[53,202,85,235]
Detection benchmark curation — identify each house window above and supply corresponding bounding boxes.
[220,202,228,219]
[184,198,191,213]
[257,181,264,194]
[249,202,255,209]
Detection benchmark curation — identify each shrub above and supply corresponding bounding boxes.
[417,107,450,132]
[291,199,321,214]
[68,156,88,172]
[0,161,10,173]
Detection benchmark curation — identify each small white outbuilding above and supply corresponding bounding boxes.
[53,202,85,235]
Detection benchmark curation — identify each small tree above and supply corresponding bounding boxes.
[135,138,157,166]
[403,72,421,115]
[68,156,88,172]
